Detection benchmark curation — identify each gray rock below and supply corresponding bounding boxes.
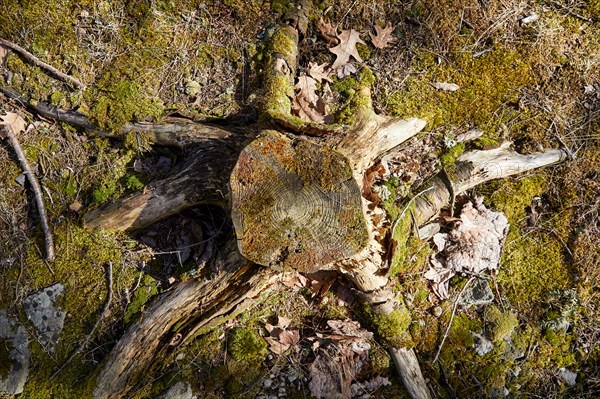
[23,283,66,350]
[0,309,31,395]
[472,332,493,356]
[160,381,196,399]
[489,386,509,398]
[458,279,494,308]
[558,368,577,386]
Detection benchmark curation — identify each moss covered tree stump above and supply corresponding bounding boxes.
[230,130,368,271]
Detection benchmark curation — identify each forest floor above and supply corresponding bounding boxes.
[0,0,599,398]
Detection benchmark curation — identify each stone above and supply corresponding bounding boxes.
[458,279,494,308]
[472,332,494,356]
[558,368,577,386]
[160,381,196,399]
[0,309,31,395]
[23,283,66,350]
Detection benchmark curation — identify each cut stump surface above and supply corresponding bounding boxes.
[230,130,368,272]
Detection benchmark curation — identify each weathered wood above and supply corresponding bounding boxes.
[84,136,250,231]
[390,347,432,399]
[0,85,238,148]
[413,142,569,224]
[94,245,278,399]
[230,129,368,272]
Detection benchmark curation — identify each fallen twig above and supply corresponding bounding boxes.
[0,37,85,89]
[0,114,55,261]
[50,262,114,380]
[433,276,475,363]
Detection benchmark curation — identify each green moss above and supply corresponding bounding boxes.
[90,78,163,132]
[386,46,534,133]
[228,328,267,363]
[367,307,413,347]
[485,305,519,343]
[499,232,572,309]
[124,274,159,324]
[587,0,600,19]
[440,142,465,167]
[356,42,371,61]
[270,0,294,14]
[333,67,375,125]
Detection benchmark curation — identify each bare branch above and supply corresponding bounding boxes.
[0,120,54,261]
[0,36,85,89]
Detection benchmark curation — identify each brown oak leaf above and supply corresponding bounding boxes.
[369,22,397,49]
[0,112,27,139]
[292,75,330,123]
[316,18,339,45]
[329,29,366,70]
[308,62,332,83]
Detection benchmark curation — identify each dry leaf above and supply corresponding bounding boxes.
[316,18,339,45]
[329,29,366,70]
[336,63,357,79]
[369,22,397,49]
[292,75,329,123]
[0,112,27,139]
[308,62,332,83]
[431,82,460,91]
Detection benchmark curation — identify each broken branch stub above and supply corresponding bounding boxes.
[230,130,369,271]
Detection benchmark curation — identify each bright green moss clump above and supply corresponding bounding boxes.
[90,78,163,133]
[228,328,267,363]
[368,307,413,347]
[485,305,519,343]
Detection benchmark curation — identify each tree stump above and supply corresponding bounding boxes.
[230,130,368,271]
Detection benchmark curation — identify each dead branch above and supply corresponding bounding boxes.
[0,36,85,89]
[50,262,113,380]
[0,85,241,148]
[93,258,277,399]
[390,347,432,399]
[432,277,475,363]
[413,143,569,224]
[0,118,54,261]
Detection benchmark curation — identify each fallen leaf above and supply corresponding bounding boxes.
[327,320,373,339]
[316,18,339,45]
[336,62,356,78]
[292,75,329,123]
[431,82,460,91]
[329,29,366,70]
[308,62,332,83]
[369,22,397,49]
[0,112,27,139]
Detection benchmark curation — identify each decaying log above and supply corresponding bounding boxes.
[94,247,277,399]
[84,136,251,231]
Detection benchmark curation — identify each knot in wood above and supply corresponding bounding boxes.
[230,130,368,272]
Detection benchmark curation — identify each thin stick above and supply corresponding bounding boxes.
[432,276,474,363]
[50,262,114,380]
[1,124,55,261]
[0,37,85,89]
